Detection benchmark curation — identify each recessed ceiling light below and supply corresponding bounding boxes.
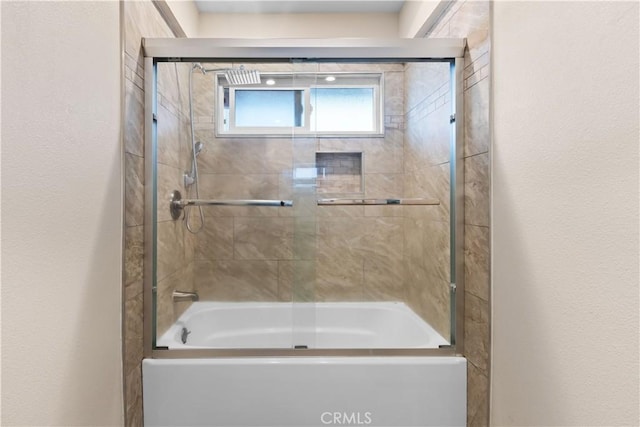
[266,79,276,85]
[325,76,336,82]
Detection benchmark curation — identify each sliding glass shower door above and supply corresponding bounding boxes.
[144,38,465,356]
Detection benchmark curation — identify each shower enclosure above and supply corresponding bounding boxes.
[142,38,467,426]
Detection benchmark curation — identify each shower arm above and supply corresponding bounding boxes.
[170,190,292,220]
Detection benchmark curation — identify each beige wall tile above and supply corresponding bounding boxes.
[196,216,234,260]
[157,63,190,114]
[125,153,144,227]
[124,79,144,157]
[317,217,366,262]
[467,361,490,427]
[278,260,316,302]
[363,132,404,174]
[384,71,405,116]
[403,214,451,339]
[264,138,294,173]
[405,62,450,112]
[292,137,318,164]
[464,77,490,157]
[157,103,182,168]
[196,260,278,301]
[317,138,363,153]
[124,364,143,427]
[315,256,364,301]
[405,275,451,340]
[198,173,280,200]
[317,205,364,218]
[364,256,405,301]
[198,139,266,174]
[123,282,143,375]
[464,291,490,373]
[124,225,144,286]
[292,217,317,260]
[465,224,490,301]
[234,217,295,260]
[364,173,404,198]
[157,220,185,282]
[191,70,215,119]
[464,153,490,227]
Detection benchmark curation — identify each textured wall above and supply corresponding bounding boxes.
[1,1,123,425]
[198,13,399,38]
[492,2,639,425]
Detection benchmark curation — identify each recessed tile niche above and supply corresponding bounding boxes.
[316,152,363,194]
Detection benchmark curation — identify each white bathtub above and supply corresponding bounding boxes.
[157,301,449,349]
[144,302,466,426]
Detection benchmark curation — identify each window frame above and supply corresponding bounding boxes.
[216,72,384,137]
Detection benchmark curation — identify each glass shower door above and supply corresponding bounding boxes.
[149,55,461,353]
[289,62,319,349]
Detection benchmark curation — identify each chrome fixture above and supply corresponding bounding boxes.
[193,63,261,85]
[172,290,199,302]
[317,198,440,206]
[184,141,204,187]
[180,327,191,344]
[170,190,293,220]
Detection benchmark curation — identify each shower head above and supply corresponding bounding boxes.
[200,64,261,85]
[224,66,261,86]
[194,141,204,157]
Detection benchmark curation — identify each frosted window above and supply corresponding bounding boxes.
[310,88,374,132]
[235,90,303,127]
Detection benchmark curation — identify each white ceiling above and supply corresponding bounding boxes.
[194,1,406,14]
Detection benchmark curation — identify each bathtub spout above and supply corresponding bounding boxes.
[172,290,199,302]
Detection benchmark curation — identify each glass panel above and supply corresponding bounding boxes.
[149,58,459,352]
[290,62,318,349]
[402,61,454,346]
[310,87,374,132]
[235,89,304,127]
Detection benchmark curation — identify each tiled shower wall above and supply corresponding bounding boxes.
[427,1,492,426]
[123,1,195,425]
[190,63,452,340]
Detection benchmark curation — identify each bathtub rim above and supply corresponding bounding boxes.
[148,346,460,359]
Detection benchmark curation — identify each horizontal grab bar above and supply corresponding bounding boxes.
[317,198,439,206]
[170,190,292,220]
[177,199,293,207]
